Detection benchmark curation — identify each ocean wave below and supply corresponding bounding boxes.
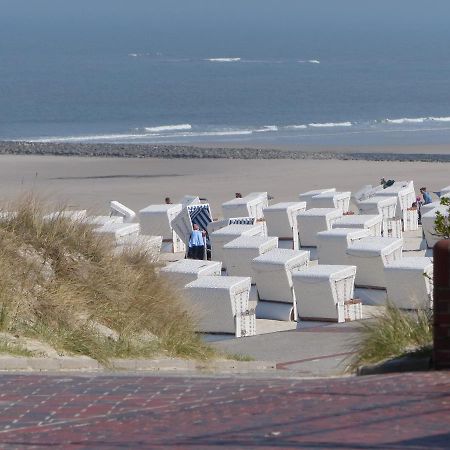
[308,122,352,128]
[285,124,307,129]
[297,59,320,64]
[254,125,278,132]
[31,133,146,143]
[385,117,427,124]
[206,58,241,62]
[144,124,192,132]
[430,116,450,122]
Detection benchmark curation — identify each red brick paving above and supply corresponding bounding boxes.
[0,371,449,449]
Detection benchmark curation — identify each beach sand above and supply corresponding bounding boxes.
[0,154,448,215]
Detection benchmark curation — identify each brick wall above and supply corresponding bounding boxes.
[433,240,450,369]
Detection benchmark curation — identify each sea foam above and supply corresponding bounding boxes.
[308,122,352,128]
[385,117,427,124]
[144,124,192,132]
[207,58,241,62]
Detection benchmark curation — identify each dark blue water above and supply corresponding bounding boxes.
[1,0,450,146]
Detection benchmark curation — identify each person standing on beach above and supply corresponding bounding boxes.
[188,224,205,260]
[420,187,433,205]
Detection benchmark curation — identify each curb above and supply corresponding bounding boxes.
[0,356,276,373]
[357,356,432,376]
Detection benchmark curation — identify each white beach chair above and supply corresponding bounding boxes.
[263,202,306,249]
[223,235,278,279]
[171,203,213,253]
[184,276,255,337]
[160,259,222,287]
[439,185,450,196]
[210,223,264,267]
[85,215,124,226]
[292,265,360,322]
[297,208,343,247]
[345,236,403,288]
[384,257,433,309]
[222,192,268,220]
[376,181,416,218]
[358,196,397,220]
[94,222,140,244]
[299,188,336,207]
[402,207,419,232]
[421,206,448,248]
[115,235,162,260]
[139,204,185,253]
[43,210,87,222]
[420,201,442,216]
[309,191,351,212]
[252,248,310,321]
[317,228,371,265]
[179,195,201,207]
[110,201,136,223]
[332,214,383,237]
[382,219,403,238]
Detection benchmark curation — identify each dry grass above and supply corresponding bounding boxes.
[0,195,214,363]
[348,302,432,371]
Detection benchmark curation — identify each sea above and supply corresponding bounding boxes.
[1,0,450,147]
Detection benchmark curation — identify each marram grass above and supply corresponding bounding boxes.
[0,196,215,362]
[348,302,432,371]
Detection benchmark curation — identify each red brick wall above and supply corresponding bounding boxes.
[433,240,450,369]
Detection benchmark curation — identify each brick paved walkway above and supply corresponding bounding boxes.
[0,371,449,449]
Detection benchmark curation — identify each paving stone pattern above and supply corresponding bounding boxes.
[0,372,449,448]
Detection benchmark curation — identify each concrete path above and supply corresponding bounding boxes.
[209,320,362,377]
[0,371,449,449]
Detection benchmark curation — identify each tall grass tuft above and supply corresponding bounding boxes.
[0,196,214,362]
[348,302,432,371]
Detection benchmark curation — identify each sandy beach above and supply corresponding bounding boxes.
[1,153,448,215]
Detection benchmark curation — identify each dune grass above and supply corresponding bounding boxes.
[348,302,432,371]
[0,196,214,363]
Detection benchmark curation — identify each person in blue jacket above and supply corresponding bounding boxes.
[420,187,433,205]
[188,224,205,260]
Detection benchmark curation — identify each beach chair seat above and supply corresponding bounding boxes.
[139,204,182,238]
[317,228,371,265]
[115,235,162,260]
[43,210,87,222]
[299,188,336,207]
[94,222,140,244]
[440,185,450,196]
[376,181,415,218]
[403,207,419,232]
[253,248,310,303]
[292,265,360,322]
[420,201,442,216]
[333,214,382,237]
[382,219,403,238]
[421,206,448,248]
[210,223,264,267]
[110,201,136,223]
[184,276,255,337]
[222,192,268,220]
[358,196,397,219]
[384,257,433,309]
[263,202,306,249]
[139,204,184,253]
[297,208,343,247]
[346,237,403,288]
[85,215,123,226]
[309,191,351,212]
[223,235,278,279]
[160,259,222,287]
